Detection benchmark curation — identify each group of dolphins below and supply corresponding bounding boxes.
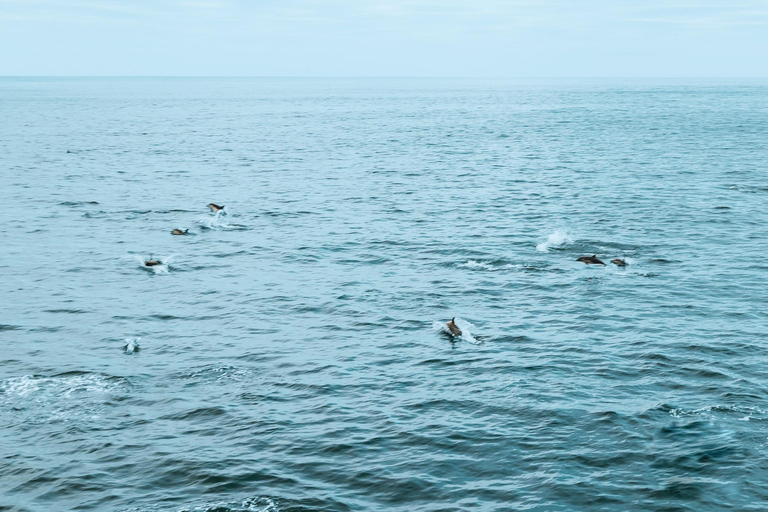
[577,255,627,267]
[144,206,627,341]
[444,254,628,339]
[143,203,224,267]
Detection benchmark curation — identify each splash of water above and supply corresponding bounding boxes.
[536,229,573,252]
[124,337,140,354]
[198,210,233,230]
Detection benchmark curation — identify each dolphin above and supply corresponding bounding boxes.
[611,258,627,267]
[446,317,462,337]
[144,259,161,267]
[577,255,605,265]
[208,203,224,213]
[171,229,189,235]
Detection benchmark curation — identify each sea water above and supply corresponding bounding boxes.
[1,77,767,511]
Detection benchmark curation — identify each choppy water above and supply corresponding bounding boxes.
[1,77,768,511]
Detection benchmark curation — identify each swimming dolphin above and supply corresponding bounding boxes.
[577,255,605,265]
[611,258,627,267]
[208,203,224,213]
[144,259,161,267]
[171,229,188,235]
[446,317,462,337]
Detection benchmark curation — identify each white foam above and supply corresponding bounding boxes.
[0,373,125,423]
[151,254,176,274]
[668,404,765,419]
[0,374,117,399]
[118,496,278,512]
[2,375,40,397]
[536,229,573,252]
[460,260,516,271]
[124,337,140,354]
[198,209,233,230]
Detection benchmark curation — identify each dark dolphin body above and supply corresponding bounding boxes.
[144,259,161,267]
[171,229,189,235]
[612,258,627,267]
[208,203,224,213]
[577,255,606,265]
[446,317,462,337]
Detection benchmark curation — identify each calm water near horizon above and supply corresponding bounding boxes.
[1,77,768,511]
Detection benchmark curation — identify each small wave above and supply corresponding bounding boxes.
[179,365,252,384]
[536,229,573,252]
[729,184,768,194]
[82,211,107,219]
[161,406,227,421]
[59,201,99,207]
[648,258,678,264]
[432,318,482,345]
[260,209,315,218]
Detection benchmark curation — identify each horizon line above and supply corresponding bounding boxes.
[2,75,768,79]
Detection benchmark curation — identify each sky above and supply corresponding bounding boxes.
[1,0,767,76]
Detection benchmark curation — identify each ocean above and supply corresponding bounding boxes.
[1,77,767,511]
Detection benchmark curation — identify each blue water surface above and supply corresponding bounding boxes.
[1,77,767,511]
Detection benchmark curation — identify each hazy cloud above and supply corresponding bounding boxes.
[1,0,766,75]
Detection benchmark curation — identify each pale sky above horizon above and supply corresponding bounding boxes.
[1,0,767,76]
